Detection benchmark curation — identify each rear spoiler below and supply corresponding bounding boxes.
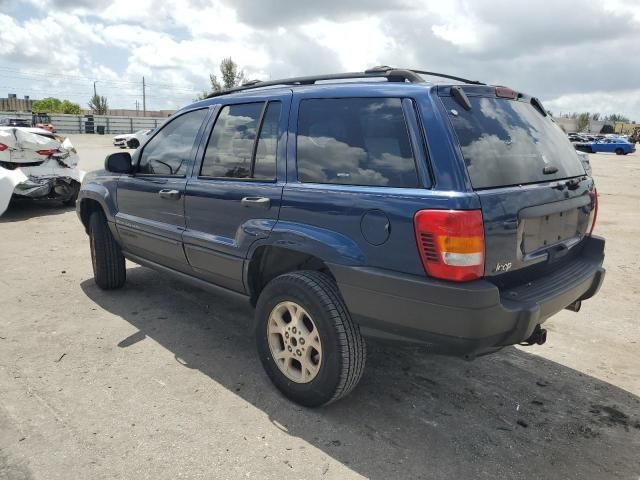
[438,85,549,117]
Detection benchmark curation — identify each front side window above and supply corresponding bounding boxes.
[137,109,207,176]
[200,101,281,180]
[296,98,419,188]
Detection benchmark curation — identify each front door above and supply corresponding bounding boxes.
[183,95,289,292]
[116,108,210,272]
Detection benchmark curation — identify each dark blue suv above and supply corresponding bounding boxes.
[77,67,605,407]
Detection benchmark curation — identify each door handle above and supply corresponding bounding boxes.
[241,196,270,208]
[158,189,181,200]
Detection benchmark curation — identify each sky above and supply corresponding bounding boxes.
[1,0,639,118]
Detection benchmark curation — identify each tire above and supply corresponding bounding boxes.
[89,210,126,290]
[255,270,366,407]
[615,148,624,155]
[61,181,80,206]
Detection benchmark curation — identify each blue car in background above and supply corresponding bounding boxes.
[575,138,636,155]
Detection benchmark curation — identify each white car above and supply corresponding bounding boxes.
[112,128,154,149]
[0,127,84,215]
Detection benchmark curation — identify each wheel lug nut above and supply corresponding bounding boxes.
[296,349,301,356]
[288,346,292,352]
[299,338,305,345]
[292,327,297,334]
[285,332,289,338]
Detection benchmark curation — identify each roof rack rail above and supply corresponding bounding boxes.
[205,66,483,98]
[407,69,485,86]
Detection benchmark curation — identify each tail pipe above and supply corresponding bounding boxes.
[565,300,582,312]
[520,325,547,346]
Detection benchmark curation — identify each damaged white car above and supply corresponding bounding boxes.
[0,127,84,215]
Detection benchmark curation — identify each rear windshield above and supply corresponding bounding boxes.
[441,96,585,189]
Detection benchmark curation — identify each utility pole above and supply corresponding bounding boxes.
[142,76,146,117]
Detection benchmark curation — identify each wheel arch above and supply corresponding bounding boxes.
[244,225,365,305]
[245,245,336,306]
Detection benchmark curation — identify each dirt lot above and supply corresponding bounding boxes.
[1,135,639,480]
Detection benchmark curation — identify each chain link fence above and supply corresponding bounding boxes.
[0,111,167,134]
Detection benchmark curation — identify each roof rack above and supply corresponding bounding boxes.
[205,66,484,99]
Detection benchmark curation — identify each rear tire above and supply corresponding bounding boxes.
[89,210,126,290]
[615,148,624,155]
[61,181,80,207]
[255,270,366,407]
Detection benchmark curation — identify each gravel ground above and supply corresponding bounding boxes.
[0,135,639,479]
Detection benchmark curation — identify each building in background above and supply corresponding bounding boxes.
[1,93,175,117]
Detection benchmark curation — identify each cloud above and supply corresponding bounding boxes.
[1,0,639,118]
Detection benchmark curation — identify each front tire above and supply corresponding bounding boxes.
[89,210,126,290]
[615,148,624,155]
[255,271,366,407]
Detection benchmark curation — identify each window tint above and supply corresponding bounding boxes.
[296,98,418,188]
[441,96,585,189]
[137,109,207,176]
[201,103,263,178]
[253,102,281,180]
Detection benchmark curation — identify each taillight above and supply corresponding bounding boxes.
[0,143,8,152]
[414,209,485,282]
[587,189,598,235]
[36,149,57,156]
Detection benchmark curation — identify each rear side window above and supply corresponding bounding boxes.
[201,102,280,180]
[138,108,207,176]
[296,98,419,188]
[442,96,585,189]
[253,102,281,180]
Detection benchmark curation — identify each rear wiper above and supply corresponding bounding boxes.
[543,165,558,174]
[531,97,548,117]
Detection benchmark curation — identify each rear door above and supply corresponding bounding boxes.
[183,93,290,292]
[439,89,595,286]
[116,108,209,272]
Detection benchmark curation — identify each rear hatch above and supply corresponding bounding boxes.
[438,86,595,288]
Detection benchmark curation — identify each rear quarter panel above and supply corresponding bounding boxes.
[277,85,479,276]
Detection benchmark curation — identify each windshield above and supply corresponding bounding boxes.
[441,96,585,189]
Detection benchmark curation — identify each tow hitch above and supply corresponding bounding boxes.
[520,325,548,346]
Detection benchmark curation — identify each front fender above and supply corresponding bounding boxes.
[77,175,120,226]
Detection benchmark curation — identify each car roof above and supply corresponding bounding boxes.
[182,81,437,113]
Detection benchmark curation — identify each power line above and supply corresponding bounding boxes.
[0,66,202,91]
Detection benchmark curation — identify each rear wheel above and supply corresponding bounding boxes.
[255,271,366,407]
[615,148,624,155]
[89,210,126,289]
[61,181,80,206]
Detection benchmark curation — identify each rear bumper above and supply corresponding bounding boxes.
[330,236,605,357]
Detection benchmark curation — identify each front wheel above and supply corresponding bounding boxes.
[615,148,624,155]
[89,210,126,289]
[255,271,366,407]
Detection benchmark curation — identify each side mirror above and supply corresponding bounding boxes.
[105,152,132,174]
